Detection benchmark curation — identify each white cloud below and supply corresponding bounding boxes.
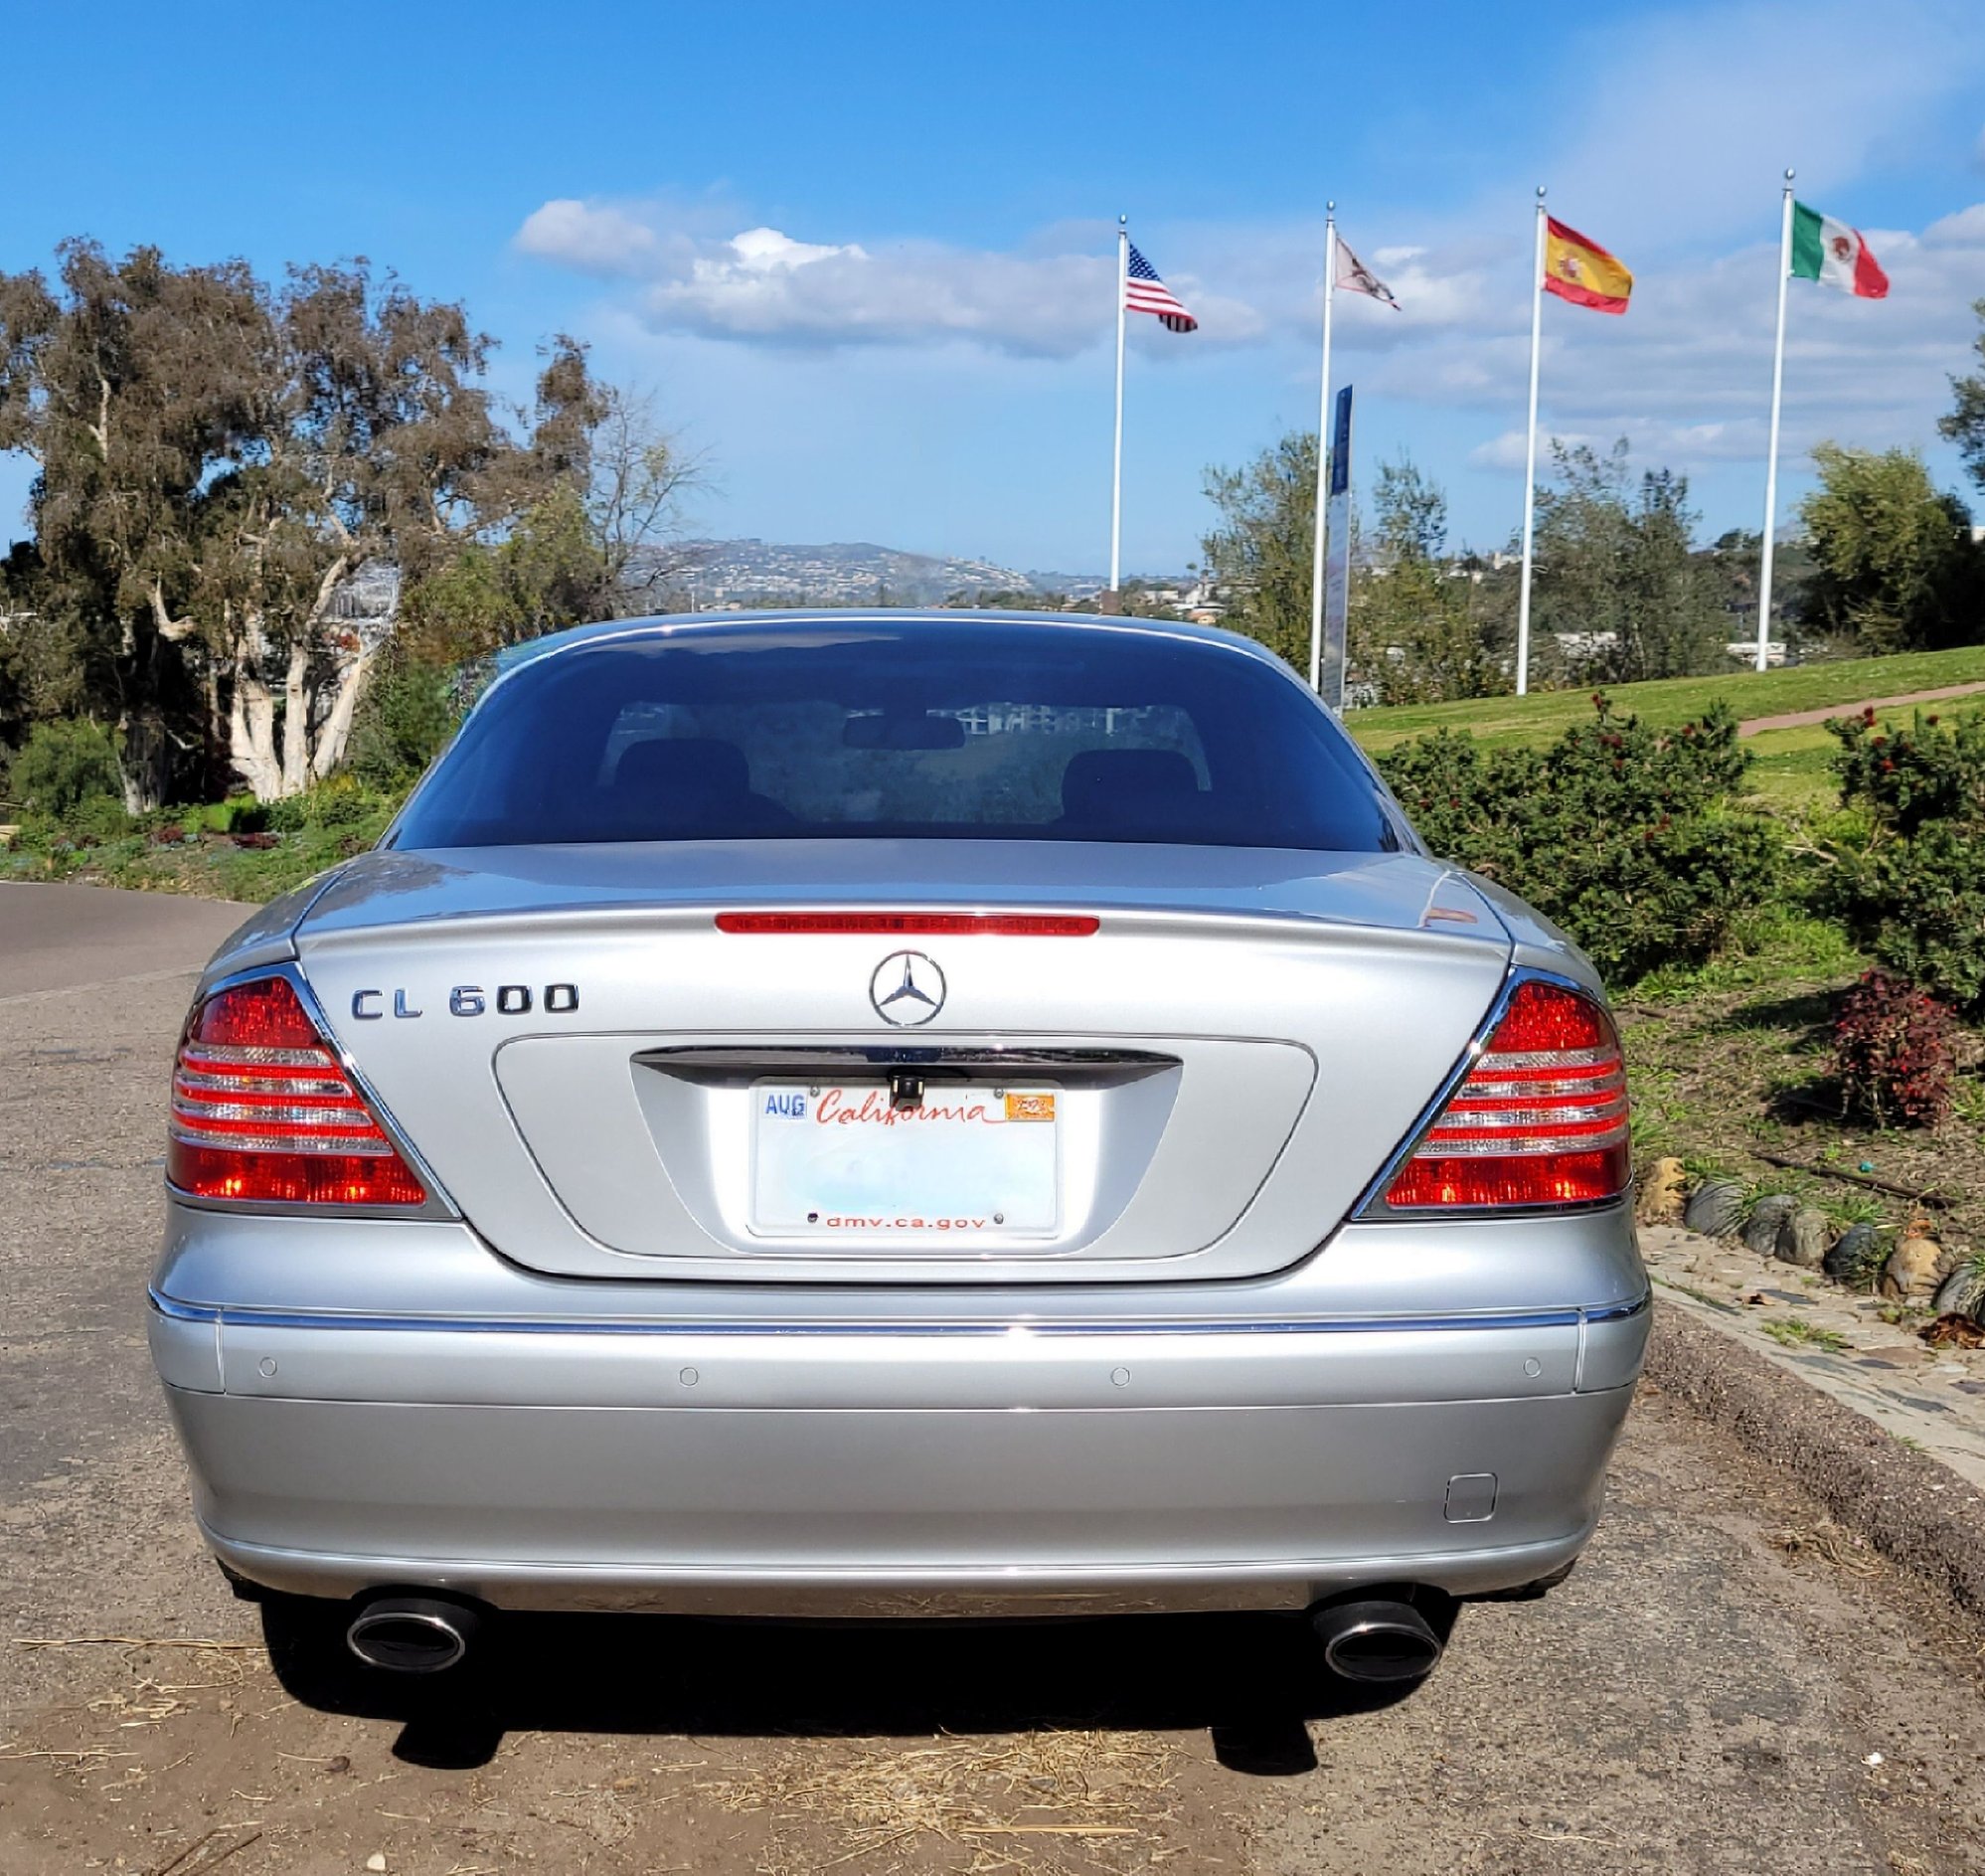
[516,203,1259,358]
[1471,421,1749,474]
[726,227,865,271]
[515,199,665,277]
[1926,203,1985,245]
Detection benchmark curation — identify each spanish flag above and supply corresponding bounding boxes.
[1543,217,1633,314]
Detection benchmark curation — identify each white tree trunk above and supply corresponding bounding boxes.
[228,664,284,800]
[310,644,376,781]
[278,637,312,796]
[223,560,378,800]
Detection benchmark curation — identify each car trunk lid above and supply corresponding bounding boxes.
[293,842,1511,1284]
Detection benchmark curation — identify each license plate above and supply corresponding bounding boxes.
[749,1082,1060,1238]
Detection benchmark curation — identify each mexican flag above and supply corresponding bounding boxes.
[1791,202,1889,298]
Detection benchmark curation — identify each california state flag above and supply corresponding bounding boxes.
[1791,202,1889,298]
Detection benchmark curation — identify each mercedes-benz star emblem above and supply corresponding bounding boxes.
[870,950,946,1026]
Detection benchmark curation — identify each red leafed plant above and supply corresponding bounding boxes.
[1829,970,1959,1127]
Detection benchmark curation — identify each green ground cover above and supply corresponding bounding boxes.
[1741,726,1855,812]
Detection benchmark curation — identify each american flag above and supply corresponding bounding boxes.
[1124,242,1198,333]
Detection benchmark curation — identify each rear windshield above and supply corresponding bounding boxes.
[391,621,1402,853]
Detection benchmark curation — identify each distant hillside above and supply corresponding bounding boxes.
[671,539,1092,607]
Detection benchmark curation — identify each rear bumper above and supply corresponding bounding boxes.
[151,1202,1648,1616]
[163,1384,1633,1615]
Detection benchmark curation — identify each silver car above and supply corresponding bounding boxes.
[149,610,1647,1685]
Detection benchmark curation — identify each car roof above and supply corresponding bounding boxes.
[491,608,1292,682]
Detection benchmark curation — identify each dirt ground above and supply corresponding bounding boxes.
[6,884,1985,1876]
[1620,970,1985,1264]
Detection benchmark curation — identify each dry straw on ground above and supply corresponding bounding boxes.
[694,1728,1180,1873]
[1769,1520,1883,1578]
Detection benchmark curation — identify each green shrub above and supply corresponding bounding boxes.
[1378,696,1780,983]
[347,654,461,789]
[262,775,400,841]
[1823,708,1985,1013]
[11,719,124,818]
[66,794,135,846]
[178,796,267,836]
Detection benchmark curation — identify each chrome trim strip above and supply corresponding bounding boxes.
[148,1292,222,1325]
[1584,1293,1652,1326]
[148,1286,1601,1340]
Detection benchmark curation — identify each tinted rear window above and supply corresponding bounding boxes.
[392,622,1401,853]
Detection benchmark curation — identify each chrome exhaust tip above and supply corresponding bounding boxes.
[346,1595,482,1674]
[1310,1598,1444,1684]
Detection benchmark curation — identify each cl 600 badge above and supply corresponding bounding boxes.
[350,983,579,1020]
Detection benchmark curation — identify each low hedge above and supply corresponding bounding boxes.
[1823,709,1985,1016]
[1378,696,1781,982]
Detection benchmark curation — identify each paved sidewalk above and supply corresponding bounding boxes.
[1640,1221,1985,1490]
[0,880,248,1000]
[1737,680,1985,737]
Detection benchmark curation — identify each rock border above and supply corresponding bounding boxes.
[1646,1300,1985,1620]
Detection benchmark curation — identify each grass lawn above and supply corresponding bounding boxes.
[1346,644,1985,753]
[1740,725,1852,813]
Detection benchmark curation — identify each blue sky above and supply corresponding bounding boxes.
[4,0,1983,576]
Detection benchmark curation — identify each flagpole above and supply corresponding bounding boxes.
[1308,202,1337,693]
[1515,185,1547,697]
[1108,215,1128,601]
[1756,169,1795,673]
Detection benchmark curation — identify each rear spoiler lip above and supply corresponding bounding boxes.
[194,863,360,1001]
[299,844,1473,942]
[289,897,1517,956]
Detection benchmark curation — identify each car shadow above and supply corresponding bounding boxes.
[261,1599,1454,1776]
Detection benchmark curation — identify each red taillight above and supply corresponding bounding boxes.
[716,912,1099,937]
[1381,979,1629,1211]
[167,977,426,1208]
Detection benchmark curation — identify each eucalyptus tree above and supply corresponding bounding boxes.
[0,244,620,802]
[1199,429,1318,672]
[1532,441,1727,685]
[157,261,524,799]
[0,243,268,803]
[1942,298,1985,497]
[1349,457,1505,704]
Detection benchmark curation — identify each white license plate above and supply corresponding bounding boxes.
[749,1082,1061,1238]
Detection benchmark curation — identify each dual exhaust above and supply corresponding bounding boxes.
[344,1590,1444,1684]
